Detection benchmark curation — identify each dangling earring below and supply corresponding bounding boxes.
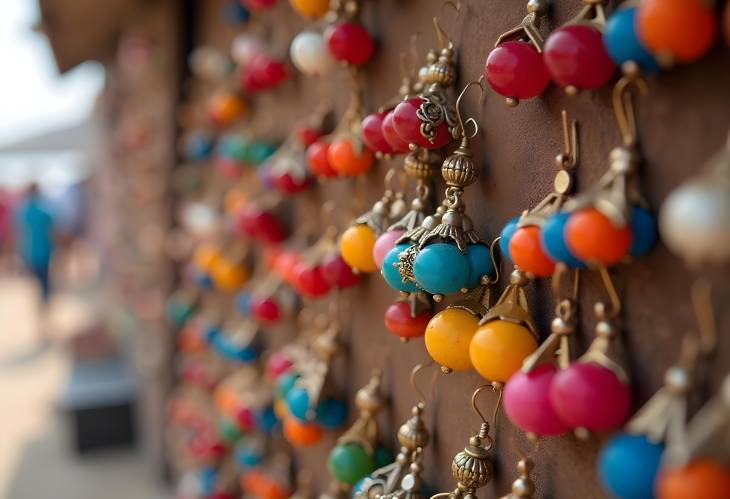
[499,439,539,499]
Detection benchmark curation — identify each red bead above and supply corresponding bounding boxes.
[393,97,451,149]
[544,24,616,91]
[236,407,255,430]
[325,22,375,66]
[235,204,286,244]
[275,250,302,284]
[306,141,338,178]
[384,300,434,339]
[266,351,294,380]
[241,54,289,93]
[381,111,410,153]
[362,112,394,154]
[503,364,571,436]
[293,262,331,297]
[321,253,362,288]
[215,156,242,179]
[296,125,323,146]
[251,295,281,323]
[243,0,276,10]
[485,41,550,101]
[271,170,311,195]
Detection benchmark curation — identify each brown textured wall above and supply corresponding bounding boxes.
[192,1,730,497]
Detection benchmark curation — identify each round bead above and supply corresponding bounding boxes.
[637,0,718,65]
[373,230,406,269]
[393,97,451,149]
[296,124,323,147]
[381,244,420,293]
[485,41,550,100]
[424,308,479,371]
[381,111,411,153]
[500,216,520,262]
[324,22,375,66]
[283,417,323,447]
[328,139,375,176]
[340,224,378,273]
[235,441,265,468]
[504,364,571,436]
[509,226,556,277]
[235,204,287,244]
[469,320,538,383]
[544,24,616,91]
[275,372,299,400]
[290,31,338,76]
[250,296,281,323]
[656,459,730,499]
[256,406,279,433]
[266,352,294,380]
[598,433,664,499]
[182,131,215,161]
[210,259,249,292]
[231,34,263,66]
[603,7,660,72]
[541,212,587,268]
[243,0,276,10]
[271,171,311,195]
[384,300,433,339]
[208,91,246,126]
[465,242,495,289]
[565,208,632,266]
[315,397,348,429]
[307,141,338,178]
[328,443,377,485]
[322,253,363,288]
[293,262,331,297]
[549,362,631,431]
[629,205,658,258]
[275,250,302,285]
[289,0,329,18]
[413,243,470,295]
[362,112,394,155]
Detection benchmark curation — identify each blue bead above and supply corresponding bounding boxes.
[221,0,251,24]
[604,8,660,73]
[541,212,587,269]
[192,268,214,290]
[629,205,658,258]
[275,373,299,400]
[255,406,279,433]
[316,397,348,429]
[413,243,470,295]
[234,344,260,362]
[598,433,664,499]
[184,132,215,161]
[285,387,311,421]
[381,244,420,293]
[206,327,221,343]
[200,466,218,495]
[352,477,368,498]
[235,292,253,316]
[499,217,520,263]
[465,243,495,289]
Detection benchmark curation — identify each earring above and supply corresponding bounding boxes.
[485,0,550,106]
[499,439,538,499]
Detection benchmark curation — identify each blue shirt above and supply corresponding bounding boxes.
[16,195,55,268]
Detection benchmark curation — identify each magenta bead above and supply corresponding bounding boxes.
[325,22,375,66]
[485,41,550,100]
[392,97,451,149]
[543,24,616,91]
[504,364,571,436]
[373,230,406,269]
[381,111,410,153]
[362,112,393,154]
[549,362,631,432]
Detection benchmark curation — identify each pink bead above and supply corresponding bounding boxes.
[485,41,550,100]
[549,362,631,432]
[362,112,394,154]
[373,230,406,268]
[266,352,294,380]
[325,22,375,66]
[544,24,616,91]
[393,97,451,149]
[504,364,571,436]
[381,111,410,153]
[215,156,242,179]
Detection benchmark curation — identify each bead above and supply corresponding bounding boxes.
[275,372,300,400]
[659,178,730,265]
[328,443,377,485]
[565,208,632,266]
[315,397,348,429]
[307,141,338,178]
[381,110,411,153]
[283,417,323,447]
[603,7,660,73]
[296,124,323,147]
[231,34,264,66]
[656,459,730,499]
[210,259,249,292]
[182,131,215,161]
[286,386,311,421]
[271,171,312,195]
[384,300,433,339]
[215,155,242,179]
[504,364,571,436]
[485,41,550,101]
[509,226,556,277]
[340,224,378,273]
[322,253,363,288]
[256,406,279,433]
[250,296,281,323]
[362,112,395,155]
[500,216,520,262]
[242,54,289,93]
[629,205,658,257]
[293,262,331,297]
[637,0,718,65]
[393,97,451,149]
[290,0,329,18]
[290,31,338,76]
[373,229,406,269]
[424,308,479,371]
[243,0,277,10]
[381,244,420,293]
[598,433,664,499]
[275,250,302,285]
[235,441,265,468]
[247,141,276,164]
[208,91,247,126]
[544,24,616,91]
[328,139,375,176]
[465,242,495,289]
[469,320,538,383]
[235,203,287,244]
[266,352,293,380]
[325,22,375,66]
[549,362,631,432]
[413,243,470,295]
[540,212,587,268]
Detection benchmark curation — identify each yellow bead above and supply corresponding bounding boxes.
[424,308,480,371]
[469,320,538,382]
[340,224,377,273]
[211,259,249,292]
[274,398,289,420]
[289,0,330,18]
[193,244,222,271]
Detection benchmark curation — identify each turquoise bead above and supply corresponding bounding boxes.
[316,397,348,429]
[246,141,277,165]
[499,217,520,262]
[235,441,264,468]
[629,205,657,258]
[603,8,659,73]
[220,136,250,163]
[275,372,299,400]
[285,386,311,421]
[413,242,469,295]
[598,433,664,499]
[465,242,495,289]
[541,212,586,268]
[381,244,419,293]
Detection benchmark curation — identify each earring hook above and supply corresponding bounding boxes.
[432,1,460,50]
[482,237,501,286]
[551,263,580,301]
[560,109,578,169]
[612,71,648,147]
[455,77,485,140]
[690,279,716,354]
[410,361,438,406]
[471,382,503,429]
[595,265,621,320]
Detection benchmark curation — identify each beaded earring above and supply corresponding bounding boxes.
[602,3,660,74]
[499,439,539,499]
[324,0,376,67]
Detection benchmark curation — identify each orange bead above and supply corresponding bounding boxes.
[565,208,631,266]
[224,189,248,215]
[193,244,222,272]
[637,0,718,65]
[177,326,206,353]
[327,139,375,176]
[290,0,330,18]
[283,417,323,447]
[214,385,239,416]
[210,258,249,292]
[657,459,730,499]
[208,91,247,126]
[242,470,290,499]
[340,224,377,273]
[469,320,538,382]
[509,226,556,277]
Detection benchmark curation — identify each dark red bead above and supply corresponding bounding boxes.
[325,22,375,66]
[296,125,323,146]
[485,40,550,100]
[306,141,338,178]
[236,407,255,430]
[393,97,451,149]
[321,253,362,288]
[381,111,410,153]
[242,0,276,10]
[544,24,616,91]
[235,204,287,244]
[293,262,331,297]
[251,295,281,323]
[272,171,311,195]
[384,300,433,339]
[361,112,394,154]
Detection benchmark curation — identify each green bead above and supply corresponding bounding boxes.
[218,417,241,443]
[327,443,376,485]
[246,142,276,165]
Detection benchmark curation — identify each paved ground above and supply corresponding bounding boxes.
[0,276,172,499]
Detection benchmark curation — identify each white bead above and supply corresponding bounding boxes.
[289,31,337,76]
[659,178,730,266]
[231,35,264,66]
